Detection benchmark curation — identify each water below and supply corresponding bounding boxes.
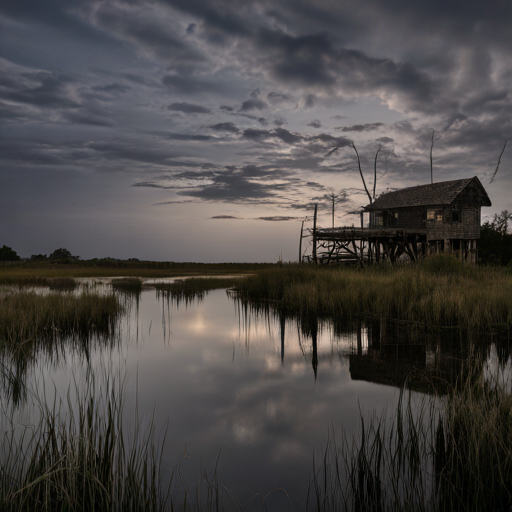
[2,281,511,510]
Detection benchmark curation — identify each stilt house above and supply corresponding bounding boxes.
[309,176,491,265]
[364,176,491,262]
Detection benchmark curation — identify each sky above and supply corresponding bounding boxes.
[1,0,511,262]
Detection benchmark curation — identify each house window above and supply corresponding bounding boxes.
[427,210,435,221]
[452,210,461,222]
[375,214,383,226]
[436,212,443,222]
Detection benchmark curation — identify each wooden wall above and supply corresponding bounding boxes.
[369,206,481,240]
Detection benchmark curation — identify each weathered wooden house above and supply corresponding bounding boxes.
[309,177,492,265]
[364,176,491,262]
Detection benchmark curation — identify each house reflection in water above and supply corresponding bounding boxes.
[347,319,492,393]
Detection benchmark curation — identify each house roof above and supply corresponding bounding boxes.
[365,177,491,211]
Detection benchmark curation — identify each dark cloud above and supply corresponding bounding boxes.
[92,2,205,64]
[208,122,239,133]
[308,120,322,128]
[0,70,78,108]
[220,105,235,112]
[240,98,268,111]
[157,132,212,141]
[211,215,241,219]
[241,127,303,145]
[163,74,221,94]
[304,94,316,108]
[63,110,113,127]
[167,102,212,114]
[339,122,384,132]
[92,83,131,93]
[267,91,295,105]
[274,118,286,126]
[274,128,302,145]
[376,137,395,144]
[242,128,274,142]
[256,216,300,221]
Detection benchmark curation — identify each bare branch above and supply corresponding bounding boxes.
[350,143,372,204]
[373,146,382,200]
[325,146,342,158]
[430,129,442,184]
[490,140,508,183]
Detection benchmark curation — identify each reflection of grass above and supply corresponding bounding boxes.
[309,372,512,512]
[48,277,78,291]
[235,262,512,330]
[155,277,243,300]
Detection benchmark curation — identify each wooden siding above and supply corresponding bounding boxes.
[369,206,481,240]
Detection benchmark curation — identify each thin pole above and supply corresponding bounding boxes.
[430,130,434,184]
[332,193,335,229]
[312,204,318,265]
[299,220,304,263]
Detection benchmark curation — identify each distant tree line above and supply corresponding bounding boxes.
[2,215,512,266]
[0,245,21,262]
[0,247,80,263]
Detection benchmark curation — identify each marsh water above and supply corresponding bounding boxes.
[2,279,511,511]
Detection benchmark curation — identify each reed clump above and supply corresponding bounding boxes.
[308,371,512,512]
[112,277,144,294]
[235,261,512,330]
[0,379,168,512]
[0,291,122,345]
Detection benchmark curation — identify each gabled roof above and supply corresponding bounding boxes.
[365,177,491,211]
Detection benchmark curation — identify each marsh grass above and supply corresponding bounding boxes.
[235,261,512,330]
[112,277,144,295]
[0,291,122,345]
[0,262,273,282]
[308,368,512,512]
[0,374,169,512]
[0,374,280,512]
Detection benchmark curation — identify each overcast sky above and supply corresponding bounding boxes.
[1,0,511,261]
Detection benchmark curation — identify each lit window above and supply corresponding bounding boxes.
[436,212,443,222]
[427,210,435,220]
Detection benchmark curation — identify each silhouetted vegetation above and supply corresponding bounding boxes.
[0,245,20,262]
[479,210,512,266]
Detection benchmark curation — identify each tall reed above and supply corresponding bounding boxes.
[0,375,168,512]
[235,261,512,330]
[308,368,512,512]
[0,291,122,345]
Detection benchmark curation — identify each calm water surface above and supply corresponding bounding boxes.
[4,281,509,510]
